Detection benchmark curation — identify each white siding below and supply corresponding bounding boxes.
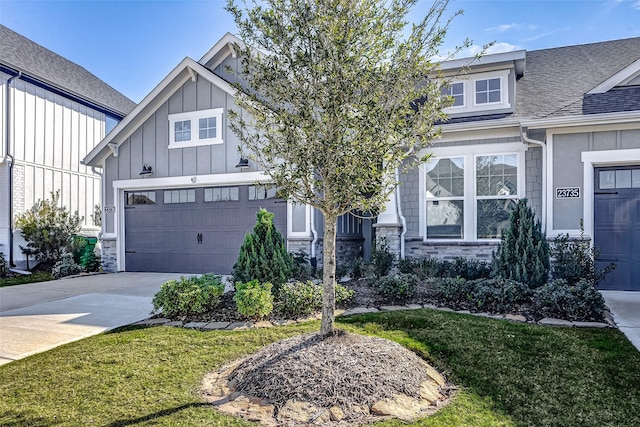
[1,76,109,262]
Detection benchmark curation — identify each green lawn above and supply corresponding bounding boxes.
[0,310,638,426]
[0,271,52,288]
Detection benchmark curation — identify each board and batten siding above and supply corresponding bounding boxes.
[103,77,245,234]
[7,77,104,226]
[551,128,640,232]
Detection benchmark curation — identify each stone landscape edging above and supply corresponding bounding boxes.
[135,304,614,330]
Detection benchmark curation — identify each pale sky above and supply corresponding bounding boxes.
[1,0,639,103]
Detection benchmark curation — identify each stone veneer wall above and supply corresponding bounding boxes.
[405,239,498,260]
[101,238,118,272]
[314,236,364,268]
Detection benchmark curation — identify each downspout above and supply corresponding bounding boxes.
[395,168,407,259]
[520,125,547,232]
[310,206,318,268]
[5,71,22,266]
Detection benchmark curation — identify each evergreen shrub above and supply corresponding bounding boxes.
[152,274,224,319]
[551,221,615,286]
[233,209,293,290]
[52,252,82,279]
[399,257,491,280]
[374,274,418,301]
[469,278,531,313]
[277,281,354,317]
[492,199,550,289]
[234,280,274,319]
[534,278,606,320]
[371,238,395,277]
[0,252,9,277]
[15,191,82,265]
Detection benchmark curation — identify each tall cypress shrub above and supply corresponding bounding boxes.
[492,199,550,289]
[233,208,293,289]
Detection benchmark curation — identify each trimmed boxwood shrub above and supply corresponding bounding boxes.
[398,257,491,281]
[374,274,418,302]
[533,278,606,321]
[277,281,355,317]
[469,278,532,313]
[152,274,224,319]
[234,280,274,319]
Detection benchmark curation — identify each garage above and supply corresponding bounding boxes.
[123,185,287,274]
[594,166,640,290]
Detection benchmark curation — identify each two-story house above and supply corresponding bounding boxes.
[0,25,135,267]
[84,34,640,291]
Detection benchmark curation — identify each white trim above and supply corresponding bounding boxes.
[580,148,640,243]
[199,33,245,66]
[419,142,527,242]
[440,50,526,72]
[168,108,224,149]
[521,111,640,130]
[443,69,511,116]
[588,58,640,94]
[287,202,311,238]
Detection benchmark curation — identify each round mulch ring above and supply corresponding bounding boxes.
[201,330,452,425]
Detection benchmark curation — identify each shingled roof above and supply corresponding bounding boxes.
[0,25,135,117]
[515,37,640,118]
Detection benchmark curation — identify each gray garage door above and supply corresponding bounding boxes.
[594,167,640,290]
[124,185,287,274]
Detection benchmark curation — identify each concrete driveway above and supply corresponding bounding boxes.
[601,291,640,351]
[0,272,184,366]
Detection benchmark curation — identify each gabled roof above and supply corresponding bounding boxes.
[83,57,235,167]
[515,37,640,118]
[0,25,135,118]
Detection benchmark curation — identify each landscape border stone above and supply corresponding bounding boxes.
[134,305,613,330]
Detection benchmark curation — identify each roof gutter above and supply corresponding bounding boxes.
[520,126,547,233]
[521,110,640,129]
[5,70,22,266]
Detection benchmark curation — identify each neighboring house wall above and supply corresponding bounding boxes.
[1,73,106,264]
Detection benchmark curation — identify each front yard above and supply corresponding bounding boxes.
[1,309,638,426]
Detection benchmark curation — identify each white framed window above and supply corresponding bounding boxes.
[442,70,511,115]
[421,143,525,242]
[475,154,519,239]
[288,202,311,237]
[441,82,465,108]
[475,78,501,105]
[425,157,465,239]
[168,108,223,149]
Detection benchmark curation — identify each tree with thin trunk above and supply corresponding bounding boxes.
[226,0,465,336]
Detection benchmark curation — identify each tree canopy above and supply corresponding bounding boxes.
[226,0,464,335]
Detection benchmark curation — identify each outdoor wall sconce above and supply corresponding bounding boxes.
[140,163,153,176]
[235,157,249,170]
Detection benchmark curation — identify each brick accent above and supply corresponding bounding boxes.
[12,163,25,216]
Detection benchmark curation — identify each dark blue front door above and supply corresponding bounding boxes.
[594,167,640,290]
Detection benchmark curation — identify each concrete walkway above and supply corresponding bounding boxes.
[0,272,184,366]
[601,291,640,351]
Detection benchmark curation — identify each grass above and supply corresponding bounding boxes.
[0,310,638,426]
[0,271,52,288]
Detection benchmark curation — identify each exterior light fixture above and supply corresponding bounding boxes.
[235,157,249,170]
[140,163,153,176]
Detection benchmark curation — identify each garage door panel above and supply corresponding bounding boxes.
[124,187,287,274]
[595,167,640,291]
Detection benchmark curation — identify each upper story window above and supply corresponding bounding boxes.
[475,78,501,105]
[441,82,464,107]
[442,70,511,115]
[168,108,223,149]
